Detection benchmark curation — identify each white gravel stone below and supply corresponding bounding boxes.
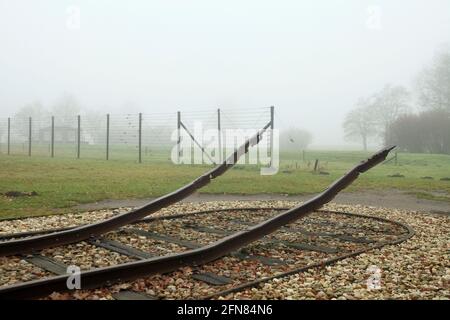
[1,200,447,300]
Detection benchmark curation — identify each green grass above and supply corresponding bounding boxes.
[0,149,449,219]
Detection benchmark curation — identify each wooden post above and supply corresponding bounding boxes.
[106,114,110,160]
[217,108,222,163]
[138,113,142,163]
[51,116,55,158]
[314,159,319,172]
[7,117,10,155]
[395,152,398,166]
[77,115,81,159]
[28,117,32,157]
[177,111,181,164]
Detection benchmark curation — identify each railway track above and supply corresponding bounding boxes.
[0,146,405,299]
[0,206,413,300]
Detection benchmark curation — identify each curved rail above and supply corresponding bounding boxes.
[0,146,394,299]
[0,207,408,241]
[0,123,271,256]
[203,210,415,299]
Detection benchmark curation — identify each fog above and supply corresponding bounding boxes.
[0,0,449,148]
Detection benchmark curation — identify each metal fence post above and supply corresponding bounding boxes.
[28,117,32,157]
[217,108,222,163]
[270,106,274,161]
[7,117,10,155]
[77,115,81,159]
[177,111,181,164]
[106,114,110,160]
[51,116,55,158]
[138,113,142,163]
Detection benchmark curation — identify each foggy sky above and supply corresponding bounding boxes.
[1,0,449,148]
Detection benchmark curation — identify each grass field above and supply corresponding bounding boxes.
[0,149,449,219]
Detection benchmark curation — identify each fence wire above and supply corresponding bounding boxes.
[9,117,29,156]
[142,112,177,162]
[0,107,273,163]
[0,118,8,155]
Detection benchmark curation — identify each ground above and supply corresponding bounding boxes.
[222,203,450,300]
[0,150,448,299]
[0,150,449,219]
[0,201,447,300]
[74,191,450,214]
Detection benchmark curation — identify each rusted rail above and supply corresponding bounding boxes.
[0,122,271,257]
[0,146,394,299]
[203,211,414,299]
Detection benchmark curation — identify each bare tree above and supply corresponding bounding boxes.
[343,98,376,151]
[280,128,313,151]
[15,100,48,122]
[416,47,450,112]
[51,93,82,126]
[371,84,410,145]
[419,109,450,154]
[13,100,49,138]
[388,114,424,153]
[389,109,450,154]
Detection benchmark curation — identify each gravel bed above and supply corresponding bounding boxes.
[1,200,446,300]
[131,223,222,246]
[244,242,333,265]
[221,204,449,300]
[0,257,52,287]
[0,209,127,235]
[267,230,363,253]
[41,242,135,270]
[116,258,282,300]
[0,202,286,237]
[292,212,405,236]
[104,232,187,256]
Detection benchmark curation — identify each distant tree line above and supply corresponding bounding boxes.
[8,94,110,145]
[343,46,450,154]
[388,109,450,154]
[10,95,311,150]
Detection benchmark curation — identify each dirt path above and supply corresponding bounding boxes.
[75,189,449,214]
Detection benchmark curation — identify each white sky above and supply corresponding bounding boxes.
[0,0,449,147]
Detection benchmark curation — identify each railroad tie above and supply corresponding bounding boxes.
[88,237,155,259]
[182,224,234,236]
[277,241,340,254]
[231,251,288,266]
[306,218,399,236]
[25,254,68,275]
[233,219,374,245]
[112,290,157,300]
[284,226,375,244]
[125,228,201,249]
[190,219,341,251]
[126,228,287,266]
[191,272,233,286]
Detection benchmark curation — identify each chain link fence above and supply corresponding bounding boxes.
[0,107,274,164]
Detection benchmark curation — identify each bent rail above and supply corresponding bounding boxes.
[0,146,394,299]
[203,209,414,299]
[0,123,271,257]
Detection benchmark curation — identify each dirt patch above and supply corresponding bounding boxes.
[74,189,450,215]
[2,191,38,198]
